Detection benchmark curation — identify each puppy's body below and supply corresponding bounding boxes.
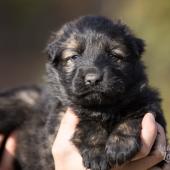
[0,16,167,170]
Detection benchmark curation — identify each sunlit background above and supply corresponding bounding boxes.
[0,0,170,137]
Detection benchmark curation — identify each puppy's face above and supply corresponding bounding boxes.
[47,16,145,106]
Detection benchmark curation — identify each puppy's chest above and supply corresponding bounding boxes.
[74,106,133,123]
[73,104,147,133]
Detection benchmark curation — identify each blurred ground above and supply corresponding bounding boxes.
[0,0,170,136]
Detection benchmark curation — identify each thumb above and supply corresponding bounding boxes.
[56,108,79,141]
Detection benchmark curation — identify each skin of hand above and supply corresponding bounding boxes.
[52,108,170,170]
[0,132,17,170]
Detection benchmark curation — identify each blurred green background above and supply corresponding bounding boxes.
[0,0,170,137]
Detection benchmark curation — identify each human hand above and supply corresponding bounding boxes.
[52,108,85,170]
[0,132,17,170]
[52,109,169,170]
[0,112,168,170]
[116,117,167,170]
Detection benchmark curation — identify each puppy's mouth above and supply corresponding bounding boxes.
[71,88,123,106]
[72,84,104,96]
[74,90,102,97]
[72,83,125,97]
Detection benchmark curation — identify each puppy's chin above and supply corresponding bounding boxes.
[70,91,122,107]
[68,82,126,106]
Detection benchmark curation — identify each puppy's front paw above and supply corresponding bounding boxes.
[82,150,110,170]
[106,134,141,166]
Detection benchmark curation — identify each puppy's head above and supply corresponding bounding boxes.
[46,16,146,106]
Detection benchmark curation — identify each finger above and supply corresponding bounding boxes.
[52,107,79,155]
[162,163,170,170]
[5,132,17,157]
[153,123,166,157]
[153,124,166,163]
[56,107,79,141]
[133,113,157,160]
[0,132,17,170]
[52,108,85,170]
[148,163,170,170]
[129,124,166,170]
[148,167,162,170]
[127,152,164,170]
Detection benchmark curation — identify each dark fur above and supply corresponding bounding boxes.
[0,16,167,170]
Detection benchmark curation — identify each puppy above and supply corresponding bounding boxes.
[0,16,167,170]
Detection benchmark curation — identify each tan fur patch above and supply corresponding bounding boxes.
[108,135,121,144]
[114,48,126,58]
[16,91,39,106]
[62,50,77,59]
[63,34,79,53]
[64,61,75,73]
[56,29,64,37]
[111,40,128,58]
[117,122,132,135]
[61,34,80,73]
[62,35,79,73]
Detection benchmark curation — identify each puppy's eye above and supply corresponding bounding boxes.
[68,55,79,61]
[108,53,114,58]
[108,53,123,62]
[62,54,80,65]
[71,55,79,60]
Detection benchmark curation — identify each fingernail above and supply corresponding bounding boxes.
[146,113,155,122]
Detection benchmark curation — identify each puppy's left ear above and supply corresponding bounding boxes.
[132,37,145,58]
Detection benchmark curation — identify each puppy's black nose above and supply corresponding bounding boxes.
[85,73,101,85]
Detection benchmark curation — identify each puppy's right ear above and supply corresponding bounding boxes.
[46,41,61,66]
[46,43,57,61]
